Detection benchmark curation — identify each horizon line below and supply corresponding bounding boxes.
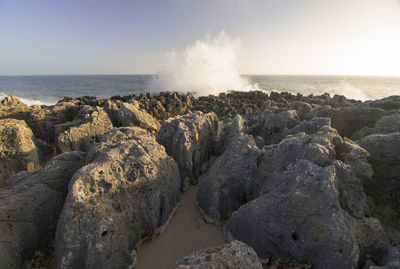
[1,73,400,78]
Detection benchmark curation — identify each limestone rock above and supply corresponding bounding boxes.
[0,152,85,269]
[118,101,161,132]
[357,133,400,243]
[27,100,82,144]
[352,113,400,140]
[0,96,31,120]
[199,116,387,268]
[0,119,40,186]
[103,99,122,127]
[55,127,181,269]
[197,134,261,224]
[157,112,218,190]
[172,240,263,269]
[56,106,113,153]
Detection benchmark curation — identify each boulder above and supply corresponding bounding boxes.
[55,127,181,269]
[217,114,246,155]
[366,95,400,110]
[249,107,299,145]
[0,119,40,186]
[27,100,81,144]
[118,101,161,132]
[57,106,113,153]
[157,112,218,190]
[0,96,31,120]
[352,113,400,140]
[0,151,85,269]
[197,134,261,224]
[199,116,390,268]
[357,133,400,243]
[313,106,390,138]
[103,99,122,127]
[172,240,263,269]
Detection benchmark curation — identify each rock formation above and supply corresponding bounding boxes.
[158,112,218,190]
[55,127,181,269]
[172,241,263,269]
[0,118,40,186]
[0,90,399,269]
[56,106,113,153]
[0,152,85,268]
[118,101,161,133]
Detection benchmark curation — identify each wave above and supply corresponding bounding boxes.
[0,92,56,106]
[153,31,259,95]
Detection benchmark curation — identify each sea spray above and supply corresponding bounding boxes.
[0,92,55,106]
[154,31,259,95]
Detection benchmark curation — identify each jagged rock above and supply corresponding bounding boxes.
[313,106,390,138]
[56,106,113,153]
[0,119,40,186]
[55,127,180,269]
[250,107,299,145]
[157,112,217,190]
[199,116,389,268]
[217,114,246,155]
[197,134,261,224]
[352,113,400,140]
[0,152,85,269]
[118,102,161,132]
[172,240,263,269]
[224,159,381,269]
[357,133,400,243]
[0,96,32,120]
[27,100,81,144]
[103,99,122,127]
[366,95,400,110]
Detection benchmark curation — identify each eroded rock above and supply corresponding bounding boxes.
[0,119,40,186]
[56,106,113,153]
[55,127,180,269]
[158,112,217,190]
[172,240,263,269]
[0,152,85,269]
[118,102,161,133]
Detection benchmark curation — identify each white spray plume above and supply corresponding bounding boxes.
[155,31,258,95]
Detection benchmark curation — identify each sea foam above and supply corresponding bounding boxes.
[154,31,259,95]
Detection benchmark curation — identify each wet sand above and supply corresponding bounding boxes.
[135,179,226,269]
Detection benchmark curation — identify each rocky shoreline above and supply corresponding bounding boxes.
[0,91,399,268]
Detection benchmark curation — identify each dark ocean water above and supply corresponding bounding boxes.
[0,75,399,105]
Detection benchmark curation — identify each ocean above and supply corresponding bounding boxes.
[0,75,399,106]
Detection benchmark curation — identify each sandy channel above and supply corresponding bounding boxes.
[134,175,227,269]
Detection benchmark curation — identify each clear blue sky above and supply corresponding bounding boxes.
[1,0,400,76]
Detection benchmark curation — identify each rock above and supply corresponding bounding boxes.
[0,119,40,186]
[224,160,368,269]
[118,101,161,132]
[157,112,218,190]
[200,116,389,268]
[313,106,390,138]
[217,114,246,155]
[27,100,82,144]
[197,134,261,224]
[56,106,113,153]
[55,127,181,269]
[357,133,400,243]
[0,151,85,269]
[0,96,31,120]
[250,107,299,145]
[172,240,263,269]
[366,95,400,110]
[352,113,400,140]
[103,99,122,127]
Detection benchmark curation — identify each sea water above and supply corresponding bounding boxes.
[0,75,399,106]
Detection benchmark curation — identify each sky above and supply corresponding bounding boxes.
[0,0,400,76]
